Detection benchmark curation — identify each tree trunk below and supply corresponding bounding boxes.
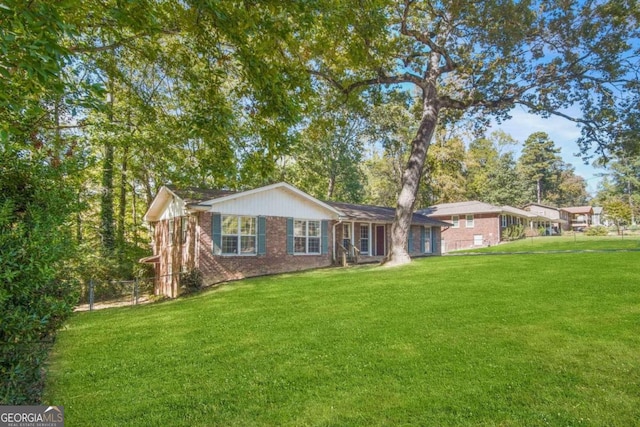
[383,88,439,267]
[627,180,635,225]
[537,178,542,204]
[327,175,335,200]
[117,145,128,258]
[101,141,115,255]
[101,90,115,255]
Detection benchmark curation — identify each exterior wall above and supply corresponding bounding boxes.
[334,222,442,262]
[152,213,443,298]
[209,186,335,220]
[568,213,592,230]
[196,213,333,289]
[526,204,559,220]
[152,216,195,298]
[525,204,569,232]
[433,213,501,252]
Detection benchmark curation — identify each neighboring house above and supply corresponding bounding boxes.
[418,201,555,252]
[592,206,604,226]
[563,206,594,230]
[523,202,570,232]
[141,182,449,298]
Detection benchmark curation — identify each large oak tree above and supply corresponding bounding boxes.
[305,0,640,265]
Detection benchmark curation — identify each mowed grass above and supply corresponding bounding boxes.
[45,245,640,426]
[457,234,640,253]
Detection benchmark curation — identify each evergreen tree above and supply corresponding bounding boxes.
[518,132,563,204]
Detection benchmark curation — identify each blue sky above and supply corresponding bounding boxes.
[490,106,603,197]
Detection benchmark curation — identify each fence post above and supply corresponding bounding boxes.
[134,279,139,305]
[89,279,95,312]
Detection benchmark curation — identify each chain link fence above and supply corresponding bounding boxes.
[76,277,155,311]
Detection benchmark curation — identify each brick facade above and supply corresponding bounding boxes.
[431,213,501,252]
[196,213,333,290]
[151,214,442,298]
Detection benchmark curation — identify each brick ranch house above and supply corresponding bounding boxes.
[418,201,555,252]
[141,182,449,298]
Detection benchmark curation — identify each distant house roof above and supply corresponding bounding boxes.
[562,206,594,214]
[418,200,555,222]
[418,201,502,216]
[327,201,451,226]
[522,202,560,211]
[501,205,538,218]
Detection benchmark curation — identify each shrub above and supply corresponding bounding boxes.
[1,150,78,404]
[180,269,204,294]
[501,224,525,241]
[585,226,608,236]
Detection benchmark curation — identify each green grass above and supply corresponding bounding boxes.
[457,234,640,253]
[45,241,640,426]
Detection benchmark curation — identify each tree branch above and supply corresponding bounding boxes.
[399,0,456,74]
[68,29,180,54]
[308,69,425,95]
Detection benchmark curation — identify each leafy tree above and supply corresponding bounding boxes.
[304,0,640,265]
[465,130,526,206]
[363,93,419,206]
[0,1,87,404]
[283,94,366,202]
[597,153,640,224]
[604,197,632,234]
[555,166,590,206]
[419,131,467,206]
[518,132,564,204]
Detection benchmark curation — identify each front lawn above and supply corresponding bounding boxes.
[44,249,640,426]
[457,234,640,253]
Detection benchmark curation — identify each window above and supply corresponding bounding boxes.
[360,225,369,254]
[181,217,188,244]
[474,234,483,246]
[452,215,459,228]
[466,215,474,228]
[343,223,352,249]
[294,220,321,254]
[501,215,507,228]
[424,227,431,253]
[168,219,175,245]
[222,215,256,255]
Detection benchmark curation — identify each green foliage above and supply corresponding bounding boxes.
[179,269,203,295]
[282,91,366,202]
[465,131,528,206]
[501,224,525,241]
[0,149,78,404]
[604,197,633,234]
[585,226,609,236]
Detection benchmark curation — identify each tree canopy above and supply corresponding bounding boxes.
[304,0,640,264]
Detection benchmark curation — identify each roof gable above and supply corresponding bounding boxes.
[143,186,181,222]
[200,182,342,220]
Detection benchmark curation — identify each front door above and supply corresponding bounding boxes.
[375,225,385,256]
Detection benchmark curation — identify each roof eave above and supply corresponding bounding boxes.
[143,186,180,223]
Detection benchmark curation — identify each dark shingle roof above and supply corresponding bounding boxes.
[167,186,236,204]
[327,201,451,226]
